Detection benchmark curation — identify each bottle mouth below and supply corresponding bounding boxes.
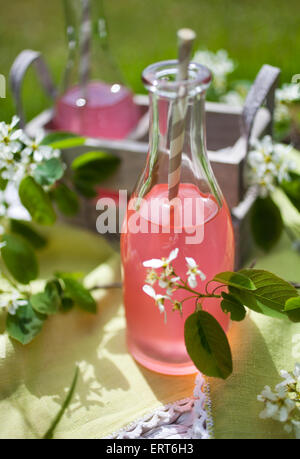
[142,60,212,99]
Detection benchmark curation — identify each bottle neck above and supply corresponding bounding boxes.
[141,90,221,204]
[149,90,206,157]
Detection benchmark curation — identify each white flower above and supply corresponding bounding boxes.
[0,291,28,315]
[145,269,159,286]
[277,370,297,389]
[158,275,180,296]
[185,257,206,288]
[257,385,278,403]
[259,401,279,419]
[258,363,300,438]
[143,248,179,269]
[221,90,245,107]
[247,135,294,196]
[0,116,22,155]
[258,385,296,422]
[8,299,27,315]
[22,131,56,163]
[0,161,26,184]
[276,83,300,104]
[142,284,169,322]
[277,363,300,389]
[274,102,291,124]
[193,49,235,94]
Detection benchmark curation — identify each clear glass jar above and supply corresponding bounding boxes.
[52,0,141,139]
[121,60,235,375]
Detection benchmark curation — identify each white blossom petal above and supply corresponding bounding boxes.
[167,248,179,263]
[185,257,197,268]
[142,284,156,299]
[188,274,197,288]
[143,258,164,268]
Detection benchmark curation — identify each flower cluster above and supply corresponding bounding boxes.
[276,83,300,105]
[275,83,300,130]
[193,49,235,95]
[221,80,251,107]
[0,116,61,185]
[258,363,300,438]
[247,135,295,197]
[142,248,206,322]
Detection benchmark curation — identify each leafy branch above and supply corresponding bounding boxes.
[0,117,121,343]
[143,249,300,380]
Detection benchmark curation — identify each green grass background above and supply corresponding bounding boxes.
[0,0,300,122]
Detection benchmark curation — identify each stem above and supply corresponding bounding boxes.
[195,299,202,312]
[180,295,198,304]
[176,284,221,298]
[210,283,227,296]
[205,279,214,295]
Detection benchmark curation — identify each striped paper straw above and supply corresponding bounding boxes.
[168,28,196,201]
[79,0,91,100]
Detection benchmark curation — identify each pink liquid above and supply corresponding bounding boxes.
[121,183,235,375]
[53,81,141,139]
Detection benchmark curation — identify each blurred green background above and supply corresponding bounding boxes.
[0,0,300,122]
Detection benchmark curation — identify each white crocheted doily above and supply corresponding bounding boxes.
[107,373,213,439]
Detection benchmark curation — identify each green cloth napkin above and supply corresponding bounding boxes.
[0,224,195,439]
[210,185,300,439]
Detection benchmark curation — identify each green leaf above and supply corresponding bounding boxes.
[50,183,80,216]
[6,301,45,345]
[34,158,64,186]
[230,269,299,319]
[221,292,247,321]
[286,308,300,323]
[184,311,233,379]
[250,197,283,251]
[19,176,56,225]
[71,151,119,174]
[30,281,61,315]
[73,178,98,198]
[72,151,120,196]
[58,276,96,313]
[60,296,75,312]
[280,172,300,212]
[41,132,85,150]
[10,219,47,250]
[213,271,256,290]
[43,366,79,439]
[1,233,38,284]
[285,296,300,311]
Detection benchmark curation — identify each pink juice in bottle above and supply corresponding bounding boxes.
[121,183,235,375]
[53,81,141,139]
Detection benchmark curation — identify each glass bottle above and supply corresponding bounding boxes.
[121,60,235,375]
[52,0,141,139]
